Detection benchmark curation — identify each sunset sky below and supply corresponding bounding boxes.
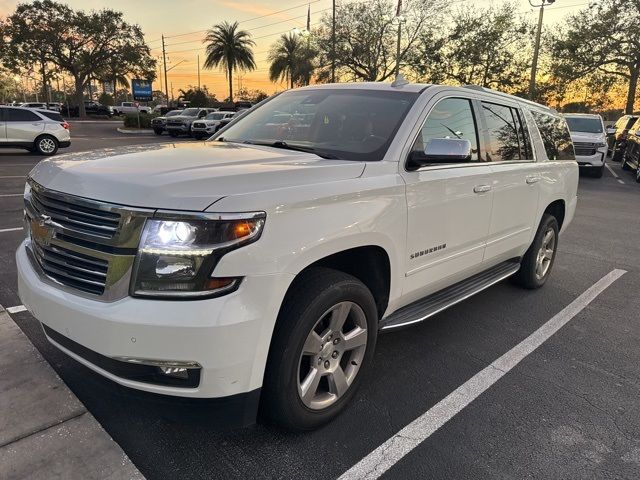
[0,0,589,99]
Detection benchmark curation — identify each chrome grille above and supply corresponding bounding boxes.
[30,187,121,239]
[573,142,597,156]
[192,122,206,128]
[31,242,108,295]
[166,119,184,127]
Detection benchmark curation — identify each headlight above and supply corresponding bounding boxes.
[131,212,265,298]
[595,142,607,148]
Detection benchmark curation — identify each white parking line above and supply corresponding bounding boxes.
[0,175,26,179]
[605,163,619,178]
[6,305,27,314]
[0,193,23,197]
[0,227,22,233]
[618,179,626,184]
[339,269,627,480]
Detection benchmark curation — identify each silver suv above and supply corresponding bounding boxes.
[0,106,71,155]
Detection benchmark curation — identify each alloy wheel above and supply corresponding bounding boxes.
[39,137,56,154]
[535,228,556,280]
[297,301,368,410]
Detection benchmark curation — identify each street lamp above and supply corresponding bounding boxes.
[529,0,556,101]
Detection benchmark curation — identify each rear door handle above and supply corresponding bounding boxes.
[473,184,491,193]
[526,176,540,184]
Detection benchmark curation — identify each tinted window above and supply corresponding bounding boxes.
[181,108,199,116]
[222,88,419,162]
[482,102,530,161]
[6,108,41,122]
[565,116,603,133]
[412,98,479,161]
[624,117,638,130]
[515,109,533,159]
[531,111,575,160]
[39,111,63,122]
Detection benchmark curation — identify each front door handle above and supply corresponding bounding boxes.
[526,176,540,185]
[473,184,492,193]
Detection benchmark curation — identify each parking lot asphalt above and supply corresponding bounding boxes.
[0,131,639,479]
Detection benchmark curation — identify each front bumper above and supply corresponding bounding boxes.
[16,241,293,401]
[577,150,606,167]
[166,124,190,133]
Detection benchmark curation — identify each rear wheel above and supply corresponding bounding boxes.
[261,267,377,431]
[34,135,59,156]
[512,214,559,289]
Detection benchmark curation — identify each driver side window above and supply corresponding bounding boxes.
[412,98,480,161]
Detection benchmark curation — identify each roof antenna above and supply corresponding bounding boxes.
[391,73,409,88]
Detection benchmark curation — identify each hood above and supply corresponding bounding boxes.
[570,131,606,144]
[167,115,197,121]
[28,142,366,211]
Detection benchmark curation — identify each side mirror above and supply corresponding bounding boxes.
[606,127,616,135]
[408,138,472,170]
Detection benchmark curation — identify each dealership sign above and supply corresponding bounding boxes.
[132,79,153,101]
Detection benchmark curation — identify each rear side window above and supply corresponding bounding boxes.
[412,97,480,161]
[624,117,638,130]
[6,108,41,122]
[531,111,575,161]
[39,111,63,122]
[482,102,531,161]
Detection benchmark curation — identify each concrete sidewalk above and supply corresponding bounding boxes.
[0,306,143,480]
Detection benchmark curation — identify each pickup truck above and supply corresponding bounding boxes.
[113,102,152,115]
[165,107,217,137]
[17,82,578,431]
[63,101,113,117]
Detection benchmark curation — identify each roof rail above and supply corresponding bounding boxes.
[462,84,556,112]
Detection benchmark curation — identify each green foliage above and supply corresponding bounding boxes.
[552,0,640,113]
[123,113,157,128]
[98,93,114,106]
[2,0,156,117]
[203,21,256,101]
[236,87,268,103]
[268,33,316,88]
[178,86,216,107]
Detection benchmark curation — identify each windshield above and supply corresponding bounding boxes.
[166,110,183,117]
[205,112,225,120]
[565,117,603,134]
[219,88,419,161]
[181,108,199,116]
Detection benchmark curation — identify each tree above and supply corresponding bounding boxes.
[408,3,533,91]
[314,0,445,82]
[552,0,640,113]
[2,1,156,117]
[203,21,256,101]
[236,87,268,103]
[178,86,217,107]
[268,33,315,88]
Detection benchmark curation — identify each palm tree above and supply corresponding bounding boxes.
[268,33,315,89]
[203,21,256,102]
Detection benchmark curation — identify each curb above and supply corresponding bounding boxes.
[117,128,155,135]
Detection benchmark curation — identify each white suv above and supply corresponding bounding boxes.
[191,111,236,139]
[564,113,607,178]
[0,106,71,155]
[17,82,578,430]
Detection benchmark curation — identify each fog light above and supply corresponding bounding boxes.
[159,366,189,379]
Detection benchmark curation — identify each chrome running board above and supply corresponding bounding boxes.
[380,260,520,331]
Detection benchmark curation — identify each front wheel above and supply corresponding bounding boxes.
[261,267,378,431]
[34,135,59,156]
[636,166,640,183]
[512,214,559,289]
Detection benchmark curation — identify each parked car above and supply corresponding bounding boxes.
[0,106,70,155]
[620,117,640,183]
[191,111,235,139]
[164,107,217,137]
[606,114,638,161]
[47,102,63,112]
[63,101,113,117]
[113,102,152,115]
[20,102,49,110]
[151,109,183,135]
[564,113,607,178]
[17,82,577,431]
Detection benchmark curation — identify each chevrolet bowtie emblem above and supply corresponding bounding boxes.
[38,214,52,227]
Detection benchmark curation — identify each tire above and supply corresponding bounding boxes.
[34,135,59,156]
[636,166,640,183]
[153,128,163,135]
[621,153,631,170]
[261,267,378,431]
[512,214,559,289]
[592,164,604,178]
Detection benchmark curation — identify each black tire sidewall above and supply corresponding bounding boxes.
[262,269,378,431]
[515,214,559,289]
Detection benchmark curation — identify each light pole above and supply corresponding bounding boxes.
[331,0,336,83]
[529,0,555,101]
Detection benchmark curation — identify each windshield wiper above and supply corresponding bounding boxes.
[243,140,340,159]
